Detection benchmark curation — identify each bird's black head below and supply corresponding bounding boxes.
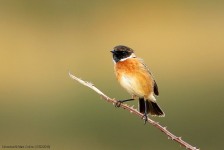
[110,45,134,63]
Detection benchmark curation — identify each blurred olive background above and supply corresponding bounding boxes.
[0,0,224,150]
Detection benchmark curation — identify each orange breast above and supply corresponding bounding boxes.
[114,58,154,97]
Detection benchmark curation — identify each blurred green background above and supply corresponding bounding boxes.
[0,0,224,150]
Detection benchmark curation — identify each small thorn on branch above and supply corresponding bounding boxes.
[88,82,94,86]
[168,136,175,140]
[153,122,159,126]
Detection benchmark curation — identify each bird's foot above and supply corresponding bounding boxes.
[115,100,123,108]
[141,113,148,124]
[115,98,135,108]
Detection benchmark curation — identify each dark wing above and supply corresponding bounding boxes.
[153,80,159,96]
[138,58,159,96]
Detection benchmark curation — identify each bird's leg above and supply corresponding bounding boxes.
[141,96,148,124]
[115,95,136,108]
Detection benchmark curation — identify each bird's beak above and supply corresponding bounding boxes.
[110,50,115,53]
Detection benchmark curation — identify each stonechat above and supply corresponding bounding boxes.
[110,45,165,124]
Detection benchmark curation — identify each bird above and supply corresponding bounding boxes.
[110,45,165,124]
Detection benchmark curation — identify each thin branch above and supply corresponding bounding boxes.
[68,69,200,150]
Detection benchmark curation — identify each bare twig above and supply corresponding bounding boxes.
[68,69,200,150]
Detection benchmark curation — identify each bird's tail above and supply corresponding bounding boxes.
[139,98,165,117]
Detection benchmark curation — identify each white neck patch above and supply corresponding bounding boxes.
[120,53,136,62]
[119,55,133,62]
[113,53,136,64]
